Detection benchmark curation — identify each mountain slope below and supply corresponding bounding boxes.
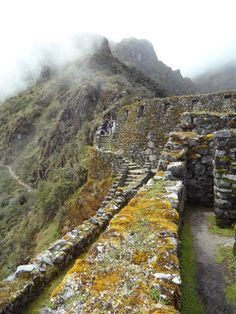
[112,37,196,96]
[0,38,166,279]
[194,62,236,93]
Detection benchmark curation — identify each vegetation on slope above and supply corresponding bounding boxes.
[0,39,166,279]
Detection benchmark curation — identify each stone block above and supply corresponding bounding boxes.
[201,155,212,164]
[213,159,230,169]
[215,199,232,210]
[149,154,157,162]
[222,174,236,181]
[167,161,185,178]
[147,140,154,148]
[195,162,205,175]
[214,149,226,158]
[214,178,231,188]
[14,264,40,279]
[213,130,232,139]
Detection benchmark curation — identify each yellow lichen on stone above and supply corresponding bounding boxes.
[131,251,149,265]
[50,179,181,313]
[92,271,121,291]
[67,259,88,275]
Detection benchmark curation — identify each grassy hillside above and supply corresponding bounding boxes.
[0,41,166,279]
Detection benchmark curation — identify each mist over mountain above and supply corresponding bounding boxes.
[112,38,196,96]
[194,61,236,93]
[0,34,114,103]
[1,31,236,282]
[0,36,167,278]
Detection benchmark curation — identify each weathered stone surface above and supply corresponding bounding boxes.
[167,162,185,178]
[222,174,236,181]
[48,176,184,313]
[201,155,212,164]
[15,264,40,278]
[213,130,232,139]
[195,162,206,175]
[213,129,236,226]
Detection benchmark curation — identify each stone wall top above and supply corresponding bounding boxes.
[100,91,236,166]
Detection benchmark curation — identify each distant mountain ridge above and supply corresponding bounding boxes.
[194,62,236,93]
[112,37,196,95]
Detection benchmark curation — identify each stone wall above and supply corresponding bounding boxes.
[213,129,236,227]
[181,111,236,134]
[0,152,150,314]
[46,170,186,313]
[87,146,126,180]
[160,131,213,205]
[95,91,236,167]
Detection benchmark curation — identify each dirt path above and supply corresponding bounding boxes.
[0,162,36,192]
[189,206,234,314]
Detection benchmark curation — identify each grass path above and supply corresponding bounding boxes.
[189,206,234,314]
[0,162,36,192]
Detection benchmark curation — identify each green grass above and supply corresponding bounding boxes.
[180,218,204,314]
[207,214,234,237]
[216,245,236,311]
[23,260,75,314]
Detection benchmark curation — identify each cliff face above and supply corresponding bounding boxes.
[112,37,196,96]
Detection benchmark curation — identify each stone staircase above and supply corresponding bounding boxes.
[99,134,111,151]
[0,128,153,314]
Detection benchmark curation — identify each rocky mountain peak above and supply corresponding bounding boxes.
[112,37,196,96]
[112,37,158,67]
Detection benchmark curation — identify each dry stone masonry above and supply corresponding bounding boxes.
[213,129,236,226]
[96,91,236,167]
[0,149,151,314]
[1,91,236,313]
[45,172,186,313]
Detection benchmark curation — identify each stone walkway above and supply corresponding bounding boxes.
[189,206,234,314]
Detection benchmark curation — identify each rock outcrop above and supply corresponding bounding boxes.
[112,37,196,96]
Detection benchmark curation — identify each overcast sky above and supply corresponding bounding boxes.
[0,0,236,99]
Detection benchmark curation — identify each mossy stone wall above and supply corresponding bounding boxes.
[213,129,236,227]
[108,91,236,166]
[87,146,125,180]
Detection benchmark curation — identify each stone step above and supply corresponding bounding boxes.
[109,188,117,193]
[128,169,145,174]
[126,174,140,179]
[127,164,139,169]
[99,137,110,141]
[124,179,136,183]
[105,195,113,201]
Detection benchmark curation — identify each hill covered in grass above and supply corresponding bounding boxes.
[0,37,168,279]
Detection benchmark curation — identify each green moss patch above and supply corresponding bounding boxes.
[180,218,204,314]
[207,214,234,237]
[216,245,236,310]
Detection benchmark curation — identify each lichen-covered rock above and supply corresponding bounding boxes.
[48,177,183,313]
[213,129,236,226]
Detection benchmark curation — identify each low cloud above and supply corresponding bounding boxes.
[0,33,104,102]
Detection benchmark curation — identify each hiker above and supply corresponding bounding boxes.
[108,120,113,134]
[111,120,116,133]
[101,121,108,134]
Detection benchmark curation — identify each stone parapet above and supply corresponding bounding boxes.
[46,173,185,313]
